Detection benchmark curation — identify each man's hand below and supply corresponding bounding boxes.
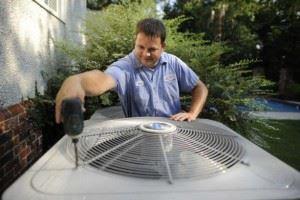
[170,80,208,122]
[170,111,197,122]
[55,70,117,124]
[55,75,85,124]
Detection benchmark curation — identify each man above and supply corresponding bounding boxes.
[55,18,208,123]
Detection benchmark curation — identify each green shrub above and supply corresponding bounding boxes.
[163,16,274,132]
[286,83,300,99]
[29,0,274,143]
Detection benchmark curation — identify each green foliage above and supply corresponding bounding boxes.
[166,21,274,129]
[202,60,274,131]
[164,0,262,63]
[27,80,64,151]
[29,0,275,143]
[87,0,120,10]
[164,0,300,94]
[56,0,157,71]
[255,1,300,83]
[163,16,274,131]
[28,0,158,146]
[51,0,158,118]
[165,16,226,69]
[286,83,300,99]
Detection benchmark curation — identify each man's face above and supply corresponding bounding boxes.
[134,32,165,68]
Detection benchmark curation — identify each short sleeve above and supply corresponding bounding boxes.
[174,56,199,92]
[104,65,127,96]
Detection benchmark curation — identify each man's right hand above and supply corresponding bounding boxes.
[55,75,85,124]
[54,70,117,124]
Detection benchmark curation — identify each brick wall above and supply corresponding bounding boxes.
[0,101,43,194]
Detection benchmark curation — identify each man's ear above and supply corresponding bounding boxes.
[162,42,166,49]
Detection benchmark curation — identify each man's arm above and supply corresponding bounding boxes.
[55,70,116,123]
[170,80,208,122]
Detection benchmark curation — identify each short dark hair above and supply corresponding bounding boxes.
[136,18,166,43]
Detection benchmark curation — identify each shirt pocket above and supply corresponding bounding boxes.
[162,74,179,101]
[133,80,149,108]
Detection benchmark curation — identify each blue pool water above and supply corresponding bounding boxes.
[255,98,300,112]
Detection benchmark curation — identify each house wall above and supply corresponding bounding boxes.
[0,101,43,193]
[0,0,86,195]
[0,0,86,108]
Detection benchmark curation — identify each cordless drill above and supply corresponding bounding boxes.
[61,98,84,168]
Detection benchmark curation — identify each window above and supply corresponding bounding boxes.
[33,0,63,22]
[44,0,57,12]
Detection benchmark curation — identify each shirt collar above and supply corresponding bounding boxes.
[130,51,168,69]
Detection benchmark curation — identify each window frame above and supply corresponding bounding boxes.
[33,0,64,23]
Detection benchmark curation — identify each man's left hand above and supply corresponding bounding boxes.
[170,112,196,122]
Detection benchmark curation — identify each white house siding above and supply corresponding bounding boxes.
[0,0,86,107]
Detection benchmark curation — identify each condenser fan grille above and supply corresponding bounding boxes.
[66,120,245,183]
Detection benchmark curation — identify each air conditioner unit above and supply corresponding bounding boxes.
[3,106,300,200]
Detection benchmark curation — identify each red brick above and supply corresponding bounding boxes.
[20,141,26,149]
[3,168,18,190]
[4,117,18,131]
[11,124,22,137]
[4,159,18,173]
[13,143,20,153]
[0,103,43,193]
[0,166,4,177]
[19,158,27,169]
[0,151,13,167]
[7,104,25,117]
[20,122,32,132]
[18,112,28,122]
[5,140,13,151]
[0,143,5,155]
[0,122,5,134]
[11,135,20,145]
[0,132,10,144]
[0,108,12,122]
[2,168,14,181]
[20,100,32,109]
[38,136,42,145]
[20,147,29,159]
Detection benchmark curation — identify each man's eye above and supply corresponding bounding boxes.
[149,48,157,52]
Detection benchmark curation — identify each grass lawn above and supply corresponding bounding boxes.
[244,120,300,171]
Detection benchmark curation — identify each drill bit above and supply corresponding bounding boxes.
[73,138,79,168]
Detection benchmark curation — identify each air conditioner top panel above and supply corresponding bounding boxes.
[2,106,300,200]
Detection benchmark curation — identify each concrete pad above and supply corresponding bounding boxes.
[249,111,300,120]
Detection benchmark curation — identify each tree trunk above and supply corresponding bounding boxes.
[215,3,228,41]
[278,67,288,96]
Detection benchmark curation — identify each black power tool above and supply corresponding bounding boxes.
[61,98,84,168]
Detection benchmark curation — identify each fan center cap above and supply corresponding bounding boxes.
[138,122,177,134]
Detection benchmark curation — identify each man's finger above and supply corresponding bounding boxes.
[171,113,187,121]
[55,103,61,124]
[170,113,181,120]
[55,105,60,124]
[178,114,188,121]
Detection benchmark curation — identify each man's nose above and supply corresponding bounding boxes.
[142,50,151,57]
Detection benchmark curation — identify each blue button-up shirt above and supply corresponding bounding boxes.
[104,51,199,117]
